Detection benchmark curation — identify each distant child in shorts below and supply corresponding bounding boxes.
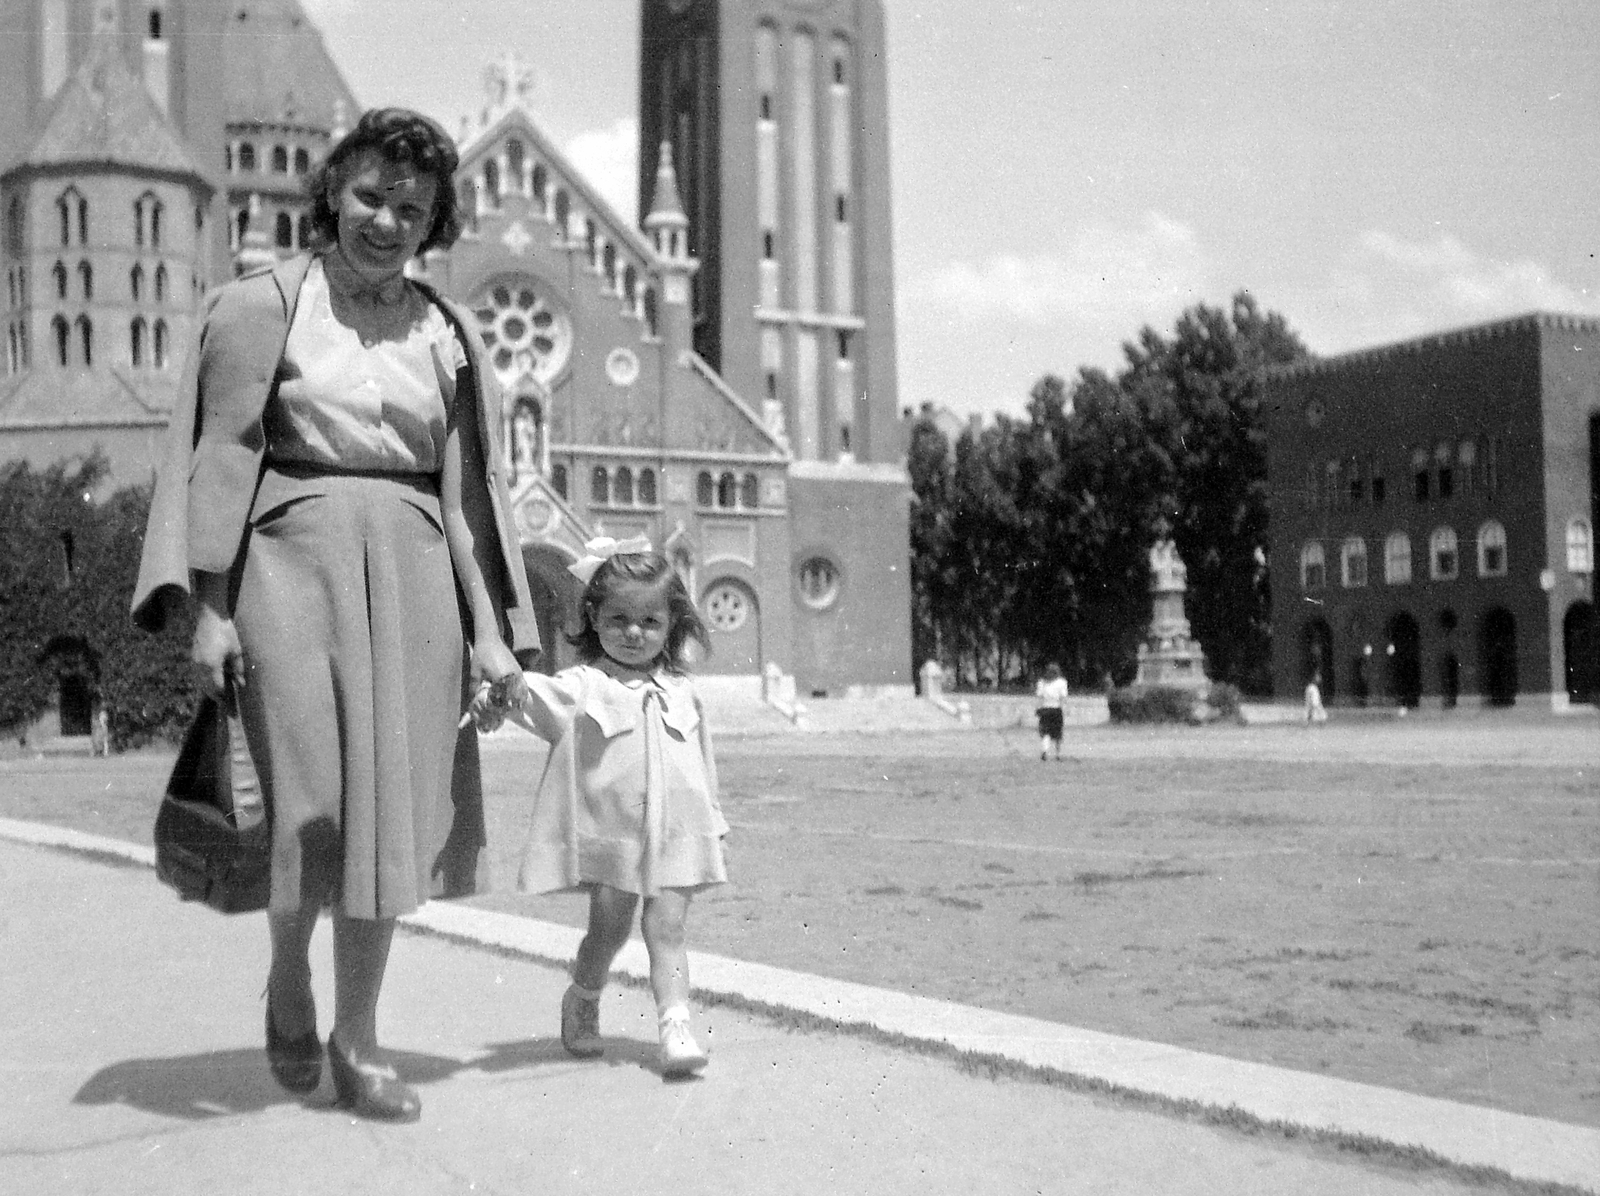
[471,537,727,1077]
[1034,662,1069,760]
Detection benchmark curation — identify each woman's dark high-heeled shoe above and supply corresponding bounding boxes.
[265,995,322,1094]
[326,1034,421,1123]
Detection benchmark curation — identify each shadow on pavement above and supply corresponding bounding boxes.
[71,1033,690,1120]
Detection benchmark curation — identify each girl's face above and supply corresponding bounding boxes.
[593,580,671,671]
[332,148,437,280]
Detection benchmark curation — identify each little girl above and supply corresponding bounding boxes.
[473,537,727,1077]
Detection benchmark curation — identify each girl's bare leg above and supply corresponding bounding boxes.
[572,884,639,991]
[640,889,692,1013]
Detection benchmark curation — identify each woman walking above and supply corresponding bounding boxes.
[133,109,538,1121]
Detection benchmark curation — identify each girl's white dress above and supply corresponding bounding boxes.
[508,664,729,896]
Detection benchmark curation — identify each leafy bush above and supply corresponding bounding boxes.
[1108,682,1244,726]
[0,455,198,749]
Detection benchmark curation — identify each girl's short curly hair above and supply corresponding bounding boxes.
[568,552,711,674]
[305,108,462,256]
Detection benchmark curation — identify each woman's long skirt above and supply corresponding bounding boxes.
[233,467,472,919]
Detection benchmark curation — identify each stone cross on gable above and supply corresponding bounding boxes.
[484,50,537,116]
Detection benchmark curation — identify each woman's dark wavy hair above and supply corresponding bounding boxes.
[305,108,462,256]
[568,552,711,674]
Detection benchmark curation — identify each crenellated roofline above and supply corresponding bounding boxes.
[1267,312,1600,382]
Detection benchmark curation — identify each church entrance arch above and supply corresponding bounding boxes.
[1480,607,1518,706]
[701,577,761,675]
[1564,600,1598,704]
[1385,612,1422,707]
[1300,617,1334,703]
[42,635,96,735]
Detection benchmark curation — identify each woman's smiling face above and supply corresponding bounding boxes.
[332,149,438,280]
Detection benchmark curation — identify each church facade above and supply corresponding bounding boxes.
[0,0,912,697]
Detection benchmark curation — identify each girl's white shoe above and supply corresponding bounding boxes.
[658,1008,708,1077]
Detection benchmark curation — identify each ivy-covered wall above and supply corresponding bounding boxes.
[0,453,196,748]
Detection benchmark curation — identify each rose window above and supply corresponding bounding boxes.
[471,277,572,386]
[704,583,750,632]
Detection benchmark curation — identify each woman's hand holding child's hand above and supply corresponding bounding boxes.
[463,672,525,732]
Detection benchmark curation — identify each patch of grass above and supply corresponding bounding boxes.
[933,895,983,911]
[982,862,1015,874]
[1020,909,1061,922]
[1187,810,1304,829]
[1068,866,1207,888]
[1418,937,1449,951]
[862,884,905,897]
[1406,1021,1482,1044]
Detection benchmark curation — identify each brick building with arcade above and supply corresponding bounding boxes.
[1262,313,1599,711]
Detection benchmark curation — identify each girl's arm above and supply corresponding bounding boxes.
[501,671,583,743]
[440,369,522,698]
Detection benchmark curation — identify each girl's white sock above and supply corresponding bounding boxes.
[658,1002,691,1024]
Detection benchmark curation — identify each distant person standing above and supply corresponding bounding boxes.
[1035,663,1069,760]
[1304,672,1328,724]
[90,706,111,756]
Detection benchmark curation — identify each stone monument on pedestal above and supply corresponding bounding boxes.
[1134,538,1210,689]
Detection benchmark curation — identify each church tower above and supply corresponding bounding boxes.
[638,0,900,465]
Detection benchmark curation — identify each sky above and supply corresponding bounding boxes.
[298,0,1600,418]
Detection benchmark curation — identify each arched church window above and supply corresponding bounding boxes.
[603,243,617,292]
[614,467,634,506]
[234,207,249,247]
[1299,542,1325,590]
[225,144,234,173]
[590,467,610,505]
[52,315,69,366]
[638,469,657,506]
[294,147,309,174]
[53,260,67,300]
[554,190,570,237]
[153,319,168,369]
[76,314,92,366]
[740,473,759,509]
[483,159,501,208]
[77,197,88,245]
[696,471,714,507]
[275,212,292,249]
[623,264,638,312]
[154,264,167,302]
[716,472,736,508]
[238,142,256,172]
[77,260,91,301]
[551,464,568,499]
[642,287,658,338]
[129,317,144,367]
[150,200,162,248]
[585,219,598,268]
[272,145,289,174]
[1384,531,1411,584]
[5,196,22,257]
[531,163,548,208]
[297,214,312,249]
[506,140,525,193]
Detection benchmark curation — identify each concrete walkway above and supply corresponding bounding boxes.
[1,821,1595,1195]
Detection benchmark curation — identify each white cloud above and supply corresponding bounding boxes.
[908,213,1212,330]
[1355,229,1600,318]
[1287,229,1600,356]
[564,118,639,226]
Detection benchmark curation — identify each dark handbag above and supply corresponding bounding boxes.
[153,696,270,914]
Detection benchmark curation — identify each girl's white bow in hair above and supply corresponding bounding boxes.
[568,535,653,585]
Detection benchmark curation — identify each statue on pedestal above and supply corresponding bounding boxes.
[1133,534,1210,690]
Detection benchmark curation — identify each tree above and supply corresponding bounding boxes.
[1116,292,1308,691]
